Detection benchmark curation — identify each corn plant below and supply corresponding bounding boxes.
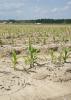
[12,50,18,70]
[62,48,70,63]
[0,38,3,45]
[49,49,56,63]
[55,51,64,67]
[25,38,39,68]
[58,51,63,63]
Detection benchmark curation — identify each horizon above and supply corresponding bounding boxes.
[0,0,71,20]
[0,18,71,21]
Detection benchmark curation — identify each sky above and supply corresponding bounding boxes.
[0,0,71,20]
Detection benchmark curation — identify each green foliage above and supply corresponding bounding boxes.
[0,38,3,45]
[49,49,56,63]
[12,50,17,70]
[62,48,70,63]
[25,38,39,68]
[58,51,63,63]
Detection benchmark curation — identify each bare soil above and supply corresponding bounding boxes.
[0,41,71,100]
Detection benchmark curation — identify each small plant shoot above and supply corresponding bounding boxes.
[12,50,18,70]
[25,37,39,68]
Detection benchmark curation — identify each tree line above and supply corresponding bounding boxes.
[0,19,71,24]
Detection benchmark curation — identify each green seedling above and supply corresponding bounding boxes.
[0,38,3,45]
[58,51,63,63]
[62,48,70,63]
[12,50,18,70]
[25,38,39,68]
[55,51,64,67]
[49,49,56,63]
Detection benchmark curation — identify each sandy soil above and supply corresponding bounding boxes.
[0,42,71,100]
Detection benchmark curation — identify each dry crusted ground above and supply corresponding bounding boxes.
[0,41,71,100]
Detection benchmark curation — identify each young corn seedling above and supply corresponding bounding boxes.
[62,48,70,63]
[55,51,64,67]
[12,50,18,70]
[49,49,56,64]
[25,38,39,69]
[58,51,63,63]
[0,38,3,45]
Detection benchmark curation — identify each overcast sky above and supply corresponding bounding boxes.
[0,0,71,19]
